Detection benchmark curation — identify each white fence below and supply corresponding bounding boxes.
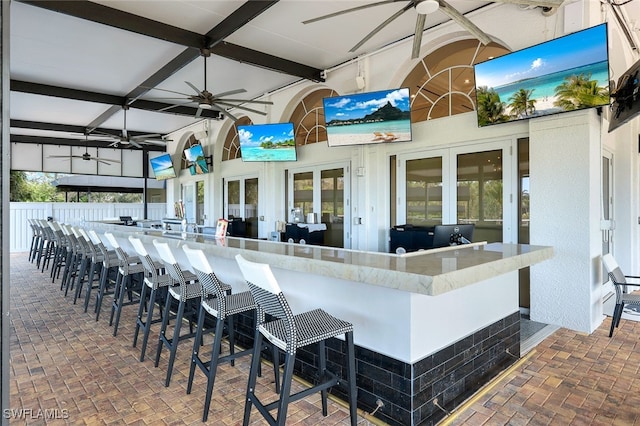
[10,202,168,252]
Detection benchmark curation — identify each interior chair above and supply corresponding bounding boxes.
[602,253,640,337]
[71,227,99,305]
[27,219,42,263]
[102,232,144,337]
[60,225,85,296]
[77,229,118,309]
[182,245,278,422]
[153,239,203,387]
[88,230,120,317]
[235,254,358,426]
[48,221,69,283]
[129,236,174,362]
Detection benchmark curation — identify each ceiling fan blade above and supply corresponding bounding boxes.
[127,139,142,148]
[48,155,73,159]
[438,0,492,45]
[158,102,192,112]
[412,13,427,59]
[492,0,564,7]
[350,3,414,52]
[185,81,203,95]
[218,98,274,105]
[214,101,268,116]
[140,85,194,97]
[303,0,397,24]
[212,88,247,98]
[90,156,121,164]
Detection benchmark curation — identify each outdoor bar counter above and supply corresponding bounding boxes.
[90,223,553,425]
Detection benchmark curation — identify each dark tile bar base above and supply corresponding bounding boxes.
[228,310,520,426]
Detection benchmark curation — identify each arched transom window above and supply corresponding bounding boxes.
[403,39,510,122]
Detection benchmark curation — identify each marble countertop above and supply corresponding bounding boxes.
[89,223,553,296]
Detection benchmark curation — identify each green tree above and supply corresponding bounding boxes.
[554,73,609,111]
[10,171,64,202]
[475,86,509,126]
[508,88,536,118]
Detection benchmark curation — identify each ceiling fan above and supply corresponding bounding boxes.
[303,0,564,59]
[48,136,122,165]
[90,106,168,148]
[144,49,274,122]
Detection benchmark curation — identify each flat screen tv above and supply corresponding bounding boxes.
[149,153,176,180]
[237,122,297,162]
[322,88,412,147]
[474,23,610,127]
[609,57,640,133]
[184,144,209,175]
[431,224,475,249]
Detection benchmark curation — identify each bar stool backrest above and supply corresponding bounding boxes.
[235,254,295,353]
[88,230,116,267]
[153,240,191,299]
[183,245,229,317]
[130,236,165,285]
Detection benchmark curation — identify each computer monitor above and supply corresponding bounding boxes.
[431,224,475,248]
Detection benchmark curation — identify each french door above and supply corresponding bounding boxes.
[224,176,259,238]
[287,162,351,248]
[395,141,515,243]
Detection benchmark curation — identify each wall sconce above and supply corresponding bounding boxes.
[205,155,213,166]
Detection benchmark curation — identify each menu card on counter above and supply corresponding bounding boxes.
[215,219,229,238]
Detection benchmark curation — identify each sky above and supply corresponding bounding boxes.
[238,122,294,147]
[474,24,608,88]
[150,153,173,171]
[323,88,410,121]
[184,144,204,161]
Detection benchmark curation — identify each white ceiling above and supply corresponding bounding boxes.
[12,0,636,149]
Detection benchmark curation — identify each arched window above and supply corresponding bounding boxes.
[221,116,252,161]
[403,39,510,122]
[289,88,338,146]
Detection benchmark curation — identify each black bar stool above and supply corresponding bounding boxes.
[183,245,279,422]
[90,231,120,318]
[235,254,358,426]
[153,239,205,387]
[103,232,144,337]
[129,236,173,362]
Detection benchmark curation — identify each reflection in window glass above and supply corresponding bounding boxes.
[457,150,502,242]
[321,168,344,247]
[245,178,258,238]
[406,157,443,226]
[228,180,240,218]
[293,172,313,217]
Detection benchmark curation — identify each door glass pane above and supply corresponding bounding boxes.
[406,157,443,226]
[196,181,204,225]
[321,168,344,247]
[228,180,240,218]
[457,150,502,242]
[518,138,530,309]
[293,172,313,218]
[245,178,258,238]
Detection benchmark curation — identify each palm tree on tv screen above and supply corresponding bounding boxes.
[509,88,536,118]
[554,73,609,111]
[475,86,509,126]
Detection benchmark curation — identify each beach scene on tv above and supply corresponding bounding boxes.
[323,88,412,146]
[150,154,176,180]
[238,123,297,162]
[474,24,609,127]
[184,144,209,175]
